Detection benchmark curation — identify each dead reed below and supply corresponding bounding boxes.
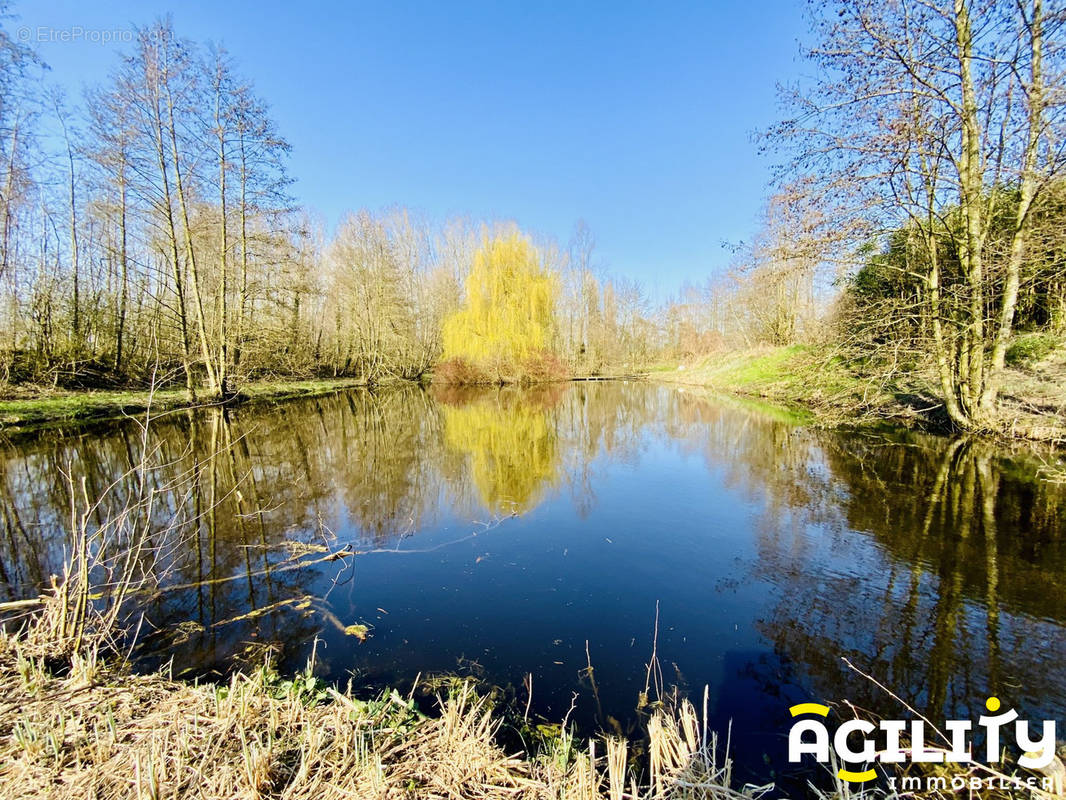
[0,631,776,800]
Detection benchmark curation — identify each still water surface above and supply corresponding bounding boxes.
[1,382,1063,780]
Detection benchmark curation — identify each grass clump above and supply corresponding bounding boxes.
[4,621,1057,800]
[1005,332,1061,367]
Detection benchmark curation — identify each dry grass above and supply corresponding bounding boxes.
[5,625,1059,800]
[0,627,772,800]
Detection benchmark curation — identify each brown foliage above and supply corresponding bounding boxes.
[519,350,568,383]
[433,351,568,386]
[433,356,492,386]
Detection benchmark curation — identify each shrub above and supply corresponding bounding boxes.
[433,351,568,385]
[519,350,568,383]
[432,357,491,385]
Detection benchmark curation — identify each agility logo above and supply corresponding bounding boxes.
[787,698,1058,785]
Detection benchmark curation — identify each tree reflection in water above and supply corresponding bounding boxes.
[0,383,1062,740]
[436,384,563,514]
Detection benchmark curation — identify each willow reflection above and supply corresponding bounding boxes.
[436,385,563,514]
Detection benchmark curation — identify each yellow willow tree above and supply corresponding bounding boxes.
[440,232,557,381]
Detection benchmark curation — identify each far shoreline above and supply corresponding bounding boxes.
[2,357,1063,456]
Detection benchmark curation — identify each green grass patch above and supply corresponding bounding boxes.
[639,360,682,373]
[694,344,806,387]
[666,345,823,394]
[1005,331,1061,367]
[650,344,892,423]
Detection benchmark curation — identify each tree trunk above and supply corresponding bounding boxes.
[165,78,219,397]
[979,0,1044,418]
[215,79,231,395]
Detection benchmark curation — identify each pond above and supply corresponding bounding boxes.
[1,381,1064,784]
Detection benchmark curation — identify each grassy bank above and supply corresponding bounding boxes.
[0,378,368,433]
[649,346,910,422]
[649,344,1066,444]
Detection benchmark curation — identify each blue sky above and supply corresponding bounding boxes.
[12,1,808,299]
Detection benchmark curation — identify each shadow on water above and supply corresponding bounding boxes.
[0,381,1063,780]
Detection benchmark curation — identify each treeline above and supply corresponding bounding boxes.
[5,3,1064,422]
[656,180,833,357]
[0,16,661,396]
[2,18,299,395]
